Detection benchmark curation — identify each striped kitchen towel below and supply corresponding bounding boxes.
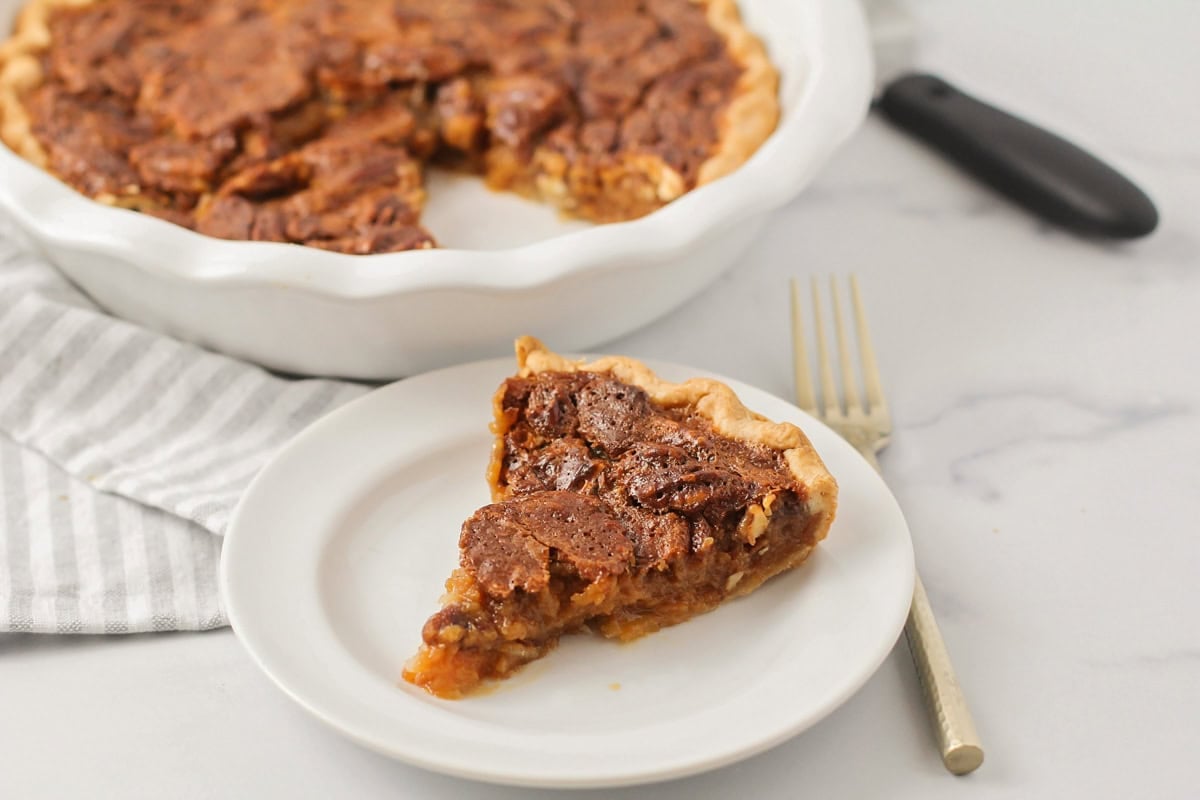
[0,223,368,634]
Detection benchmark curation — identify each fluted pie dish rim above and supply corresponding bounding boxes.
[0,0,871,297]
[0,0,872,378]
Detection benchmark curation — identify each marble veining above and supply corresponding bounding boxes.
[898,388,1192,499]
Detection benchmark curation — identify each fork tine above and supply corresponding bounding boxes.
[830,277,863,416]
[849,275,890,423]
[811,277,842,419]
[789,279,817,413]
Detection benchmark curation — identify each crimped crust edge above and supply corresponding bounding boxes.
[505,336,837,529]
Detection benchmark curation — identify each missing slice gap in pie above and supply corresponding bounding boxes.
[403,337,837,699]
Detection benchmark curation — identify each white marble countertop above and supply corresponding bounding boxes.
[3,1,1198,797]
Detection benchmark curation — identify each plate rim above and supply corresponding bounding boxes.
[221,356,915,788]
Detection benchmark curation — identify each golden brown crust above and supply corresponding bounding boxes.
[0,0,96,164]
[508,336,837,531]
[696,0,781,186]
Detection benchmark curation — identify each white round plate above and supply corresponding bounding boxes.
[221,358,915,788]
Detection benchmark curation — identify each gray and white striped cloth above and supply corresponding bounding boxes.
[0,223,367,634]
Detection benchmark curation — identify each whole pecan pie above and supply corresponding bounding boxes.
[403,337,838,698]
[0,0,779,253]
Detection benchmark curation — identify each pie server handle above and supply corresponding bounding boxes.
[877,73,1159,239]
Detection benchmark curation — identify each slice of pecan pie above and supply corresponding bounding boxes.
[403,337,837,698]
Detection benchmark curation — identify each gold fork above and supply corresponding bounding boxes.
[790,276,984,776]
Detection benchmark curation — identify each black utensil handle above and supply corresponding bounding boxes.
[878,73,1158,239]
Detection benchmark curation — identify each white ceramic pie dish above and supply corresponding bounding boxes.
[0,0,872,379]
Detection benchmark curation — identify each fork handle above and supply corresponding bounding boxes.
[858,448,984,775]
[906,575,984,774]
